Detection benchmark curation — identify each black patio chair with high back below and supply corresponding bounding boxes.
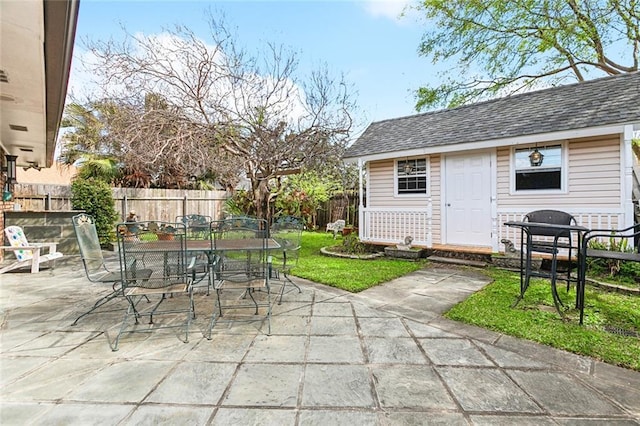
[71,213,151,326]
[516,209,580,313]
[206,218,271,338]
[176,214,214,293]
[269,216,303,304]
[112,221,195,351]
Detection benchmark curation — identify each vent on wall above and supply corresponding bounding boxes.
[0,70,8,83]
[9,124,28,132]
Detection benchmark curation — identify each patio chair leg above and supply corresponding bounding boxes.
[277,273,302,304]
[72,289,121,326]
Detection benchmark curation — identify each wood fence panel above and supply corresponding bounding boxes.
[12,184,229,222]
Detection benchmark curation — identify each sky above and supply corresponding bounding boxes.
[69,0,442,128]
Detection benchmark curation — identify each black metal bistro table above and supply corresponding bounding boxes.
[504,221,589,320]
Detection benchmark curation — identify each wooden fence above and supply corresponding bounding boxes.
[11,184,359,228]
[12,184,230,222]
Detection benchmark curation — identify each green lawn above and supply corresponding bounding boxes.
[444,268,640,371]
[291,233,640,370]
[294,232,427,292]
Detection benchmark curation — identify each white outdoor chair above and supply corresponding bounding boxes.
[326,219,345,238]
[1,226,63,274]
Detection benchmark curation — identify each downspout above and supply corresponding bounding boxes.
[622,125,634,228]
[358,158,364,240]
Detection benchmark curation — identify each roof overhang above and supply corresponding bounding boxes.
[0,0,80,169]
[344,122,639,164]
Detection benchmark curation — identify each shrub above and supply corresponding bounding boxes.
[71,179,118,245]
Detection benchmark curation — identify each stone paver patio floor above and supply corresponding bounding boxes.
[1,257,639,425]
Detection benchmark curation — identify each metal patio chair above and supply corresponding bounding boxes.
[206,218,271,338]
[517,209,579,313]
[176,214,214,293]
[112,221,194,351]
[269,216,303,304]
[71,213,149,325]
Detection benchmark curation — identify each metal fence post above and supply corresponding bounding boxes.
[183,195,188,217]
[122,194,128,221]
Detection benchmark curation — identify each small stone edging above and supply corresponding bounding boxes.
[320,246,385,260]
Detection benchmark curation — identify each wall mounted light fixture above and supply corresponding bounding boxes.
[3,154,17,182]
[403,160,413,175]
[3,154,18,201]
[529,147,544,167]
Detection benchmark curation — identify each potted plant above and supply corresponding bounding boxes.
[155,224,176,240]
[342,225,358,236]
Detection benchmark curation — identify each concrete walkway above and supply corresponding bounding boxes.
[1,258,639,425]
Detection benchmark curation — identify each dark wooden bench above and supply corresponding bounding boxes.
[579,224,640,324]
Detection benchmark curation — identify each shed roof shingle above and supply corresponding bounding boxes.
[345,72,640,159]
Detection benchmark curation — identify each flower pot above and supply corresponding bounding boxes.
[156,232,175,241]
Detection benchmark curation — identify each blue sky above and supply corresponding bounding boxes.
[71,0,440,126]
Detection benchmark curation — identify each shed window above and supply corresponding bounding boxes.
[514,145,562,191]
[397,158,427,194]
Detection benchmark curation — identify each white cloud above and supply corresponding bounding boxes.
[363,0,411,21]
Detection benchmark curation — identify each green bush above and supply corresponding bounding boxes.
[71,179,118,245]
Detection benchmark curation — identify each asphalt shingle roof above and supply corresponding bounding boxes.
[345,72,640,159]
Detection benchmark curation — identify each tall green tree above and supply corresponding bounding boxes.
[413,0,639,110]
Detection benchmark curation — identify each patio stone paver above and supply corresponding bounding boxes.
[123,405,214,425]
[309,315,358,335]
[364,337,428,364]
[66,360,175,403]
[383,412,468,425]
[1,358,109,402]
[145,361,236,404]
[223,363,302,407]
[372,365,457,410]
[312,301,354,316]
[299,409,381,425]
[438,367,543,413]
[469,415,558,425]
[302,364,375,407]
[245,335,308,363]
[38,403,133,425]
[211,408,297,425]
[419,337,496,366]
[357,317,411,337]
[307,335,364,363]
[508,370,627,416]
[1,258,639,425]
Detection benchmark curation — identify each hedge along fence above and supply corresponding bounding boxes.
[11,184,230,222]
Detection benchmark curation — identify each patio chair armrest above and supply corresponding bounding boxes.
[0,245,44,253]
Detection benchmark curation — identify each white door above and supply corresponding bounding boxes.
[444,152,492,246]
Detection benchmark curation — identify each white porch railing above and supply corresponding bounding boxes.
[361,207,625,251]
[360,208,432,246]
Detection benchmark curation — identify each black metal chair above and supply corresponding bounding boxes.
[269,216,303,304]
[516,210,579,313]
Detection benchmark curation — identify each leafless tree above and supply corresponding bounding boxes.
[81,15,356,220]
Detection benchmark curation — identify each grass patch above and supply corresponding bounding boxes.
[445,268,640,371]
[293,232,427,292]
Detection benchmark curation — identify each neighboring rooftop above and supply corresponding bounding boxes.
[345,72,640,159]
